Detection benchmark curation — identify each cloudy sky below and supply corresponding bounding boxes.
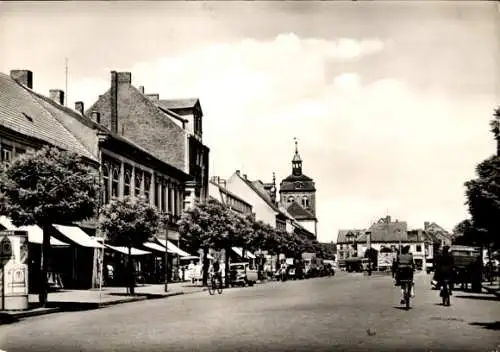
[1,1,499,242]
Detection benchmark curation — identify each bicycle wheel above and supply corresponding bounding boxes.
[208,277,215,295]
[217,277,223,294]
[404,283,411,309]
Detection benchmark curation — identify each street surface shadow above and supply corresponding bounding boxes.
[393,306,412,310]
[469,321,500,331]
[455,295,500,302]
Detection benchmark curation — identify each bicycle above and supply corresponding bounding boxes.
[207,272,223,295]
[440,279,451,306]
[400,279,413,310]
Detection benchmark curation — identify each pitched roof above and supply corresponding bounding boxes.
[0,72,97,162]
[286,201,316,220]
[210,180,252,209]
[235,173,280,213]
[367,219,408,243]
[159,98,199,110]
[337,229,366,244]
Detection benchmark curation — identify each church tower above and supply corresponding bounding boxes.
[279,138,318,238]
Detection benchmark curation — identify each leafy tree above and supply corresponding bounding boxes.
[0,146,98,306]
[100,196,160,295]
[178,198,234,285]
[464,155,500,250]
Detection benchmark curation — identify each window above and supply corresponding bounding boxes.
[173,188,178,216]
[1,144,12,165]
[111,166,119,198]
[288,196,294,203]
[162,182,168,213]
[416,245,422,252]
[155,177,162,209]
[168,187,173,214]
[302,197,309,209]
[295,181,302,188]
[135,170,143,197]
[124,168,131,196]
[15,148,26,158]
[144,173,151,203]
[102,163,110,205]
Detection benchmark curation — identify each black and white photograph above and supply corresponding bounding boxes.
[0,1,499,351]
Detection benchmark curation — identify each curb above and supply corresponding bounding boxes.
[482,285,500,297]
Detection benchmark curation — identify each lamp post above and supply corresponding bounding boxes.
[164,213,170,293]
[96,131,108,303]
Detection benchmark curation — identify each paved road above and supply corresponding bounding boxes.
[0,272,499,352]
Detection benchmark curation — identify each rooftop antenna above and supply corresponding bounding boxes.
[65,57,68,106]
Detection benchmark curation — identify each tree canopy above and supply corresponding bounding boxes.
[100,196,160,247]
[0,146,99,226]
[463,107,500,249]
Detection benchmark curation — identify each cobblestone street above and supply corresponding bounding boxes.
[0,272,498,352]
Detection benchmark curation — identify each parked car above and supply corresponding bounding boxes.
[229,262,258,287]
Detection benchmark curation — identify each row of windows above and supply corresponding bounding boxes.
[286,195,310,209]
[224,195,252,214]
[338,244,423,253]
[101,157,183,216]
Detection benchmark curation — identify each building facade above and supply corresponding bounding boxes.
[0,69,194,289]
[278,140,318,238]
[85,71,210,211]
[209,176,253,216]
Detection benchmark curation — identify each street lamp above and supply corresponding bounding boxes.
[96,131,108,303]
[164,213,170,293]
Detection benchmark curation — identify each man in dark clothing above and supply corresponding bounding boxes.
[396,245,415,304]
[434,246,455,295]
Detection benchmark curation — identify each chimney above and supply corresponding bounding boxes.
[91,111,101,124]
[236,170,240,176]
[117,72,132,85]
[110,71,118,133]
[386,215,391,223]
[424,221,430,229]
[75,101,84,115]
[138,86,145,94]
[146,94,159,101]
[49,89,65,105]
[10,70,33,89]
[243,174,247,180]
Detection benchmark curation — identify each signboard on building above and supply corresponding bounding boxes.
[0,230,29,311]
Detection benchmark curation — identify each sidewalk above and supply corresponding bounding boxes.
[0,281,207,324]
[482,281,500,297]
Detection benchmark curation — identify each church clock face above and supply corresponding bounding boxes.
[295,181,303,188]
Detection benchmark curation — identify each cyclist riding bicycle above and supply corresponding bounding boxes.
[434,245,454,296]
[209,260,222,285]
[396,245,415,304]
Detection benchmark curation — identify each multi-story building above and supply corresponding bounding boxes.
[85,71,210,212]
[226,170,288,232]
[209,176,253,216]
[278,140,318,238]
[0,69,193,289]
[336,216,440,270]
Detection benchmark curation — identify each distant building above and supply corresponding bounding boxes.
[278,140,318,238]
[209,176,253,216]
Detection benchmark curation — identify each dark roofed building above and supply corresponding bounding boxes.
[278,139,318,238]
[86,71,209,208]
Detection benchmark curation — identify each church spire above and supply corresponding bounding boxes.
[292,137,302,176]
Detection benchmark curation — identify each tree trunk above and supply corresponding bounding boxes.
[128,245,135,295]
[225,246,230,288]
[202,247,209,286]
[39,224,51,307]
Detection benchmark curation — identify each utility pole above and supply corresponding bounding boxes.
[164,214,170,292]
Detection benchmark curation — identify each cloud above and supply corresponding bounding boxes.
[69,33,495,242]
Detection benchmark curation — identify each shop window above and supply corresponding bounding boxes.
[416,245,422,252]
